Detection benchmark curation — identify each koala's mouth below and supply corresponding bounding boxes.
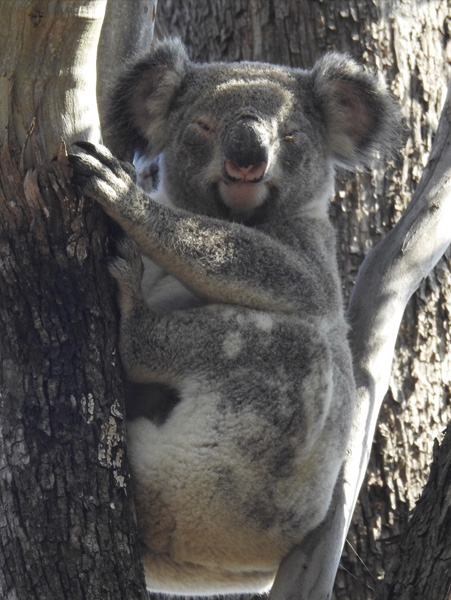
[218,180,269,213]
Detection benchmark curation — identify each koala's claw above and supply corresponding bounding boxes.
[107,237,144,296]
[116,236,143,266]
[73,141,116,172]
[72,141,136,179]
[73,140,105,157]
[74,141,133,177]
[69,142,137,212]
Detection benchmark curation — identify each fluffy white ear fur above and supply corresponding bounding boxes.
[312,53,398,167]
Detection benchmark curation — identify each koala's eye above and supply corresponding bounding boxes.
[283,130,300,142]
[196,119,213,133]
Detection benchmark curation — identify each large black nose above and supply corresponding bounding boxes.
[223,120,268,182]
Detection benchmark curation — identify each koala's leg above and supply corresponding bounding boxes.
[108,239,340,453]
[107,237,223,385]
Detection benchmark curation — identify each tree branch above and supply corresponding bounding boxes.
[0,0,106,170]
[270,80,451,600]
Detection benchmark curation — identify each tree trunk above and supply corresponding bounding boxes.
[0,1,153,597]
[156,2,451,598]
[377,423,451,600]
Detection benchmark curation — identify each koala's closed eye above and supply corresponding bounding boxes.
[193,118,214,136]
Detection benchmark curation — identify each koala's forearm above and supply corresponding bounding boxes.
[72,143,339,315]
[105,188,337,316]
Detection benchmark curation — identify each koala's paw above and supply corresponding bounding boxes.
[108,238,144,313]
[69,141,136,211]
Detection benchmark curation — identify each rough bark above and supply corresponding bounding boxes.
[0,1,155,597]
[156,2,451,598]
[378,423,451,600]
[0,145,148,600]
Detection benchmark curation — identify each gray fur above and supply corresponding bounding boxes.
[70,38,397,595]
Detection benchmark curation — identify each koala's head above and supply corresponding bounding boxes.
[106,39,398,222]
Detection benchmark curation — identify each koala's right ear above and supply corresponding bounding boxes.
[105,38,189,159]
[311,53,399,168]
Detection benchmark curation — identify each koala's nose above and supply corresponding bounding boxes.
[223,120,268,183]
[224,160,267,183]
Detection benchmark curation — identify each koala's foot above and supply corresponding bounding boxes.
[69,141,136,211]
[108,237,144,314]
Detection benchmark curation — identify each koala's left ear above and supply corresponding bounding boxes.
[312,53,399,167]
[104,38,189,159]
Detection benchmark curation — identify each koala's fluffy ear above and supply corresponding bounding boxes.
[312,53,399,167]
[105,38,189,159]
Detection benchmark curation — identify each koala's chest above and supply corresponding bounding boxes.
[141,255,205,312]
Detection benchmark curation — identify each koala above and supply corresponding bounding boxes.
[70,38,397,595]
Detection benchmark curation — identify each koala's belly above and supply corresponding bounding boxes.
[128,415,290,594]
[141,255,204,312]
[127,380,347,595]
[126,281,354,593]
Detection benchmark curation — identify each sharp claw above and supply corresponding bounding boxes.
[71,141,129,179]
[73,141,115,165]
[67,154,82,165]
[102,256,116,268]
[73,140,98,153]
[67,154,92,182]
